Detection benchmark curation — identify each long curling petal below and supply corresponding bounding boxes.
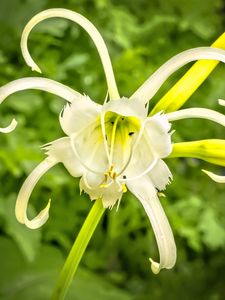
[202,169,225,183]
[21,8,119,100]
[0,119,18,133]
[219,99,225,106]
[0,77,80,104]
[150,33,225,115]
[127,176,176,274]
[15,157,57,229]
[130,47,225,105]
[0,77,80,132]
[166,107,225,127]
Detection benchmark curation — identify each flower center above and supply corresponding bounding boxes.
[103,111,141,172]
[100,165,127,193]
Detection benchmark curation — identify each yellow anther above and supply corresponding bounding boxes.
[100,183,107,188]
[157,192,166,197]
[122,184,127,193]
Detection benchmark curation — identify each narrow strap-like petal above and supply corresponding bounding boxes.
[0,77,80,104]
[127,176,176,274]
[166,107,225,127]
[21,8,119,100]
[202,169,225,183]
[219,99,225,106]
[130,47,225,105]
[0,77,80,132]
[15,157,57,229]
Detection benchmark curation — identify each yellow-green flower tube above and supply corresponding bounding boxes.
[169,139,225,167]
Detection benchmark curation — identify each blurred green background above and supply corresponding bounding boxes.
[0,0,225,299]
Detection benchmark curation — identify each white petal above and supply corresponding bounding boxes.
[15,158,57,229]
[145,113,172,158]
[102,97,148,119]
[84,171,104,188]
[80,175,103,201]
[202,169,225,183]
[80,175,123,208]
[0,119,18,133]
[131,47,225,104]
[70,120,109,174]
[101,182,123,208]
[148,160,173,191]
[166,107,225,127]
[218,99,225,106]
[0,77,80,104]
[60,95,101,135]
[127,176,176,273]
[125,130,156,178]
[43,137,84,177]
[0,77,80,133]
[21,8,119,100]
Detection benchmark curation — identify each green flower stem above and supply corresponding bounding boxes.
[51,199,105,300]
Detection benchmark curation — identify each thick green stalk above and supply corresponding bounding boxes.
[51,199,105,300]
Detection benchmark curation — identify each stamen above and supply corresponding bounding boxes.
[100,112,111,163]
[103,91,109,105]
[117,121,146,176]
[100,179,114,189]
[119,157,158,182]
[70,133,103,174]
[83,172,102,190]
[117,140,133,176]
[109,115,121,163]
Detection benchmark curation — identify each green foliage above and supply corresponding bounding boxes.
[0,0,225,299]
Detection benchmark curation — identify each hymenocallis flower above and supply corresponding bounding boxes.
[0,9,225,276]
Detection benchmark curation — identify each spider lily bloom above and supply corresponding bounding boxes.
[0,9,225,275]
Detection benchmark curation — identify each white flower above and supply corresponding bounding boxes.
[1,8,225,274]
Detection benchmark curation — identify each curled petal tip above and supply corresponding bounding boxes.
[0,118,18,133]
[15,159,57,229]
[202,169,225,183]
[26,198,51,229]
[31,65,42,73]
[149,258,160,274]
[218,99,225,106]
